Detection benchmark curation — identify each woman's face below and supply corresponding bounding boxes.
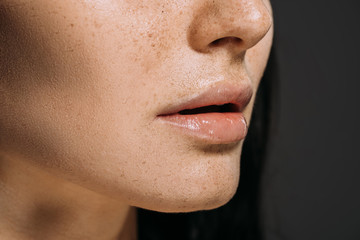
[0,0,273,212]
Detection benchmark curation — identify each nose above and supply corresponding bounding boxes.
[188,0,272,54]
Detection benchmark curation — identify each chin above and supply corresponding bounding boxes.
[130,171,240,213]
[145,186,238,213]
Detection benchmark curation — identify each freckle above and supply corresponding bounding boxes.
[151,43,156,47]
[142,161,146,164]
[148,33,153,38]
[94,20,103,29]
[70,23,74,27]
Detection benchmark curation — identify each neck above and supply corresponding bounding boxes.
[0,155,137,240]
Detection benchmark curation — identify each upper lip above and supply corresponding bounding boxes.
[157,82,253,116]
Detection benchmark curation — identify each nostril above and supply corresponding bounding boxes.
[210,37,243,48]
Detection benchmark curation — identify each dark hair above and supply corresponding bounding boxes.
[137,47,277,240]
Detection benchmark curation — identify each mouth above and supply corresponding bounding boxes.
[156,83,252,144]
[177,103,239,115]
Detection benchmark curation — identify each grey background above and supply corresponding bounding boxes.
[261,0,360,239]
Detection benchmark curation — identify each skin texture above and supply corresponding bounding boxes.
[0,0,273,239]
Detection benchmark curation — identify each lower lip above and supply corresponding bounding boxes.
[157,112,248,144]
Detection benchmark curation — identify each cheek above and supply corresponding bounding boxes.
[245,23,274,89]
[239,26,273,122]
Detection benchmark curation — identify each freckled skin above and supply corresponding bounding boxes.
[0,0,273,215]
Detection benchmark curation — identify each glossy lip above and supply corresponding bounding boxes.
[156,82,253,144]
